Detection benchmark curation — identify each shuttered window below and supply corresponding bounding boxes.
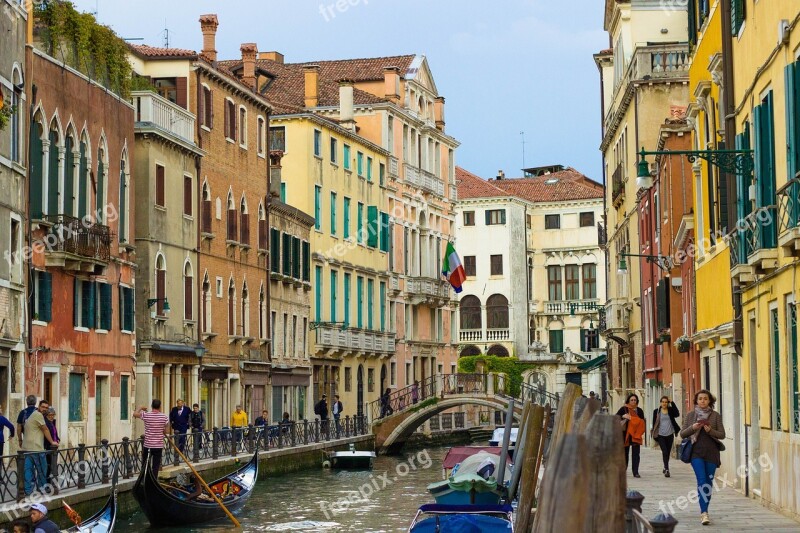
[785,61,800,182]
[357,276,364,329]
[258,218,267,250]
[582,264,597,299]
[202,86,212,128]
[225,99,237,141]
[155,164,165,207]
[68,373,83,422]
[731,0,745,35]
[34,271,52,322]
[379,281,386,332]
[330,271,338,322]
[227,206,237,241]
[313,130,321,157]
[240,210,250,245]
[302,241,310,282]
[485,209,506,225]
[314,186,322,230]
[74,279,96,328]
[367,206,378,247]
[270,229,281,273]
[202,195,212,233]
[120,375,129,420]
[99,283,112,330]
[315,266,323,320]
[367,279,374,330]
[343,197,351,239]
[754,91,778,249]
[292,237,301,279]
[156,268,166,317]
[565,265,580,300]
[330,192,337,236]
[656,279,670,331]
[282,233,292,275]
[379,212,390,252]
[120,286,134,332]
[549,330,564,354]
[183,175,192,216]
[357,202,364,243]
[184,274,193,320]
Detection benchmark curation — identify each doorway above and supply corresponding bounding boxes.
[565,372,582,387]
[95,375,110,444]
[43,371,57,405]
[357,365,364,417]
[380,364,387,394]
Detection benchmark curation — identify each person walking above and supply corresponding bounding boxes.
[22,400,58,496]
[315,395,329,435]
[616,393,645,478]
[331,395,343,437]
[380,388,394,418]
[651,396,681,478]
[411,381,419,405]
[190,403,205,449]
[42,408,59,484]
[16,395,37,449]
[680,389,726,526]
[133,399,170,477]
[28,503,59,533]
[169,399,190,453]
[0,406,16,457]
[230,405,248,450]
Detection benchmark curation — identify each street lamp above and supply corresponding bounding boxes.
[635,146,754,191]
[147,297,170,318]
[194,343,206,359]
[636,157,654,190]
[617,253,673,274]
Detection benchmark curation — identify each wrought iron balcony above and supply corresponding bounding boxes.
[41,214,111,270]
[778,176,800,257]
[745,205,778,274]
[611,163,625,207]
[405,276,451,306]
[725,230,755,286]
[314,323,396,357]
[542,299,600,315]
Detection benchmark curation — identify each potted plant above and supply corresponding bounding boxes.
[675,335,691,353]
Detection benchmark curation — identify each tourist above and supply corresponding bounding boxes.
[331,395,343,437]
[16,395,37,448]
[28,503,58,533]
[43,408,59,483]
[411,381,419,404]
[10,519,30,533]
[133,399,170,476]
[380,388,394,418]
[169,399,190,453]
[680,389,726,526]
[589,391,597,401]
[616,393,645,478]
[315,395,329,424]
[230,405,248,450]
[254,410,269,448]
[280,412,291,436]
[651,396,680,478]
[0,406,16,457]
[22,400,58,496]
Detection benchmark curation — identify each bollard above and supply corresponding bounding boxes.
[625,490,645,533]
[101,439,110,484]
[248,424,256,452]
[192,430,200,462]
[650,513,679,533]
[212,427,219,459]
[344,415,350,438]
[122,437,132,479]
[16,451,25,502]
[77,443,86,489]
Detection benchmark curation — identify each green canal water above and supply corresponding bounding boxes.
[115,447,448,532]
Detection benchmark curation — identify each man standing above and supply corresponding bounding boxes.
[16,395,37,449]
[134,399,169,476]
[315,395,329,435]
[190,403,205,449]
[28,503,59,533]
[0,406,15,456]
[22,401,58,496]
[230,405,248,450]
[169,399,190,452]
[331,395,343,437]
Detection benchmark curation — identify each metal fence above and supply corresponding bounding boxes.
[0,416,367,504]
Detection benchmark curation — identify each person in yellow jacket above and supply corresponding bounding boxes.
[230,405,248,450]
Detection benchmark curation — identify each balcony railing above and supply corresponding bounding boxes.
[777,176,800,256]
[132,91,195,144]
[388,156,399,179]
[403,164,444,196]
[459,329,482,342]
[612,163,624,205]
[314,324,396,356]
[42,214,111,263]
[543,299,600,315]
[487,328,510,341]
[406,276,450,302]
[745,205,778,257]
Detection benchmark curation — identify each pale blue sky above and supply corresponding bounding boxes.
[73,0,608,182]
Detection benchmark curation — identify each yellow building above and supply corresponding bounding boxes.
[686,1,741,485]
[728,0,800,520]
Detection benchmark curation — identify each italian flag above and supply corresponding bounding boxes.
[442,242,466,293]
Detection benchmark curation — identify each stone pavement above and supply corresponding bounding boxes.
[627,446,799,532]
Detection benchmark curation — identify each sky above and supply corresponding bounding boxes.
[72,0,608,182]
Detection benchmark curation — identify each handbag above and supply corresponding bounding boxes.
[679,438,693,463]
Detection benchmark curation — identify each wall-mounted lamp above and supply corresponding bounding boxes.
[147,298,170,318]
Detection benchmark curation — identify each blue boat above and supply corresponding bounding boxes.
[408,504,514,532]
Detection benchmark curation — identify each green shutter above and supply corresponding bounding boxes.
[64,136,74,216]
[40,272,52,322]
[330,271,337,322]
[379,212,390,252]
[580,328,587,351]
[302,241,310,281]
[330,192,337,236]
[280,182,286,203]
[772,308,781,430]
[357,203,364,243]
[282,233,291,275]
[343,274,351,327]
[367,206,378,247]
[732,0,745,34]
[343,198,351,239]
[292,237,300,279]
[549,330,563,353]
[357,277,363,329]
[119,164,127,242]
[48,130,59,216]
[100,283,112,330]
[120,375,129,420]
[271,228,281,273]
[379,281,386,332]
[315,265,323,320]
[314,186,321,230]
[787,63,798,183]
[68,373,83,422]
[83,281,96,329]
[79,141,88,218]
[123,287,134,332]
[688,0,697,46]
[485,210,491,225]
[30,124,44,218]
[367,279,374,330]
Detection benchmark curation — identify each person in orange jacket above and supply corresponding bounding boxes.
[616,393,646,477]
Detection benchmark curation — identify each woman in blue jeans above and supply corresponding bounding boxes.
[679,389,726,526]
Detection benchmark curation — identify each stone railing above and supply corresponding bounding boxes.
[314,323,396,356]
[405,276,450,300]
[543,299,600,315]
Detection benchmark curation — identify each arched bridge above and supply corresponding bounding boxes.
[368,374,558,452]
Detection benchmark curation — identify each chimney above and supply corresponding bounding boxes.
[241,43,257,89]
[496,170,505,181]
[199,14,219,62]
[384,66,400,103]
[339,80,355,131]
[434,97,445,131]
[303,65,319,108]
[258,51,284,64]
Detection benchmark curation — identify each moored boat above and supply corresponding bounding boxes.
[408,504,514,532]
[65,490,117,533]
[132,449,258,526]
[440,446,510,478]
[489,427,518,447]
[327,443,376,469]
[428,451,507,505]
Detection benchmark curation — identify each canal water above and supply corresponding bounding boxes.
[115,447,448,532]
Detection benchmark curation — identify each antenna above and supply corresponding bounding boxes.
[163,20,169,48]
[520,131,527,169]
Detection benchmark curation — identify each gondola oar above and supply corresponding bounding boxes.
[167,437,241,528]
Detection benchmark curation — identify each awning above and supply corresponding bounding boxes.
[577,354,607,372]
[150,343,201,355]
[272,374,312,387]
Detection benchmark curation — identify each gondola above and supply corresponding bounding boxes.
[66,490,117,533]
[132,449,259,527]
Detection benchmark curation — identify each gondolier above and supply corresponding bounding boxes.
[134,399,170,477]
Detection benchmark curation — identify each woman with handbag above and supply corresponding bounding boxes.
[679,389,726,526]
[651,396,681,477]
[616,393,645,477]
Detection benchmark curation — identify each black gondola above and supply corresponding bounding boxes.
[132,450,259,527]
[66,490,117,533]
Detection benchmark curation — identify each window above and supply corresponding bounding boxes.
[379,212,390,252]
[357,152,364,176]
[203,276,211,333]
[549,330,564,353]
[463,211,475,226]
[380,281,386,332]
[330,192,337,236]
[98,283,112,330]
[343,197,351,239]
[357,202,364,244]
[68,373,83,422]
[344,367,352,392]
[241,284,250,337]
[582,264,597,299]
[460,295,481,330]
[259,286,266,339]
[464,256,476,276]
[390,362,396,387]
[367,279,374,330]
[225,99,236,141]
[257,117,265,154]
[270,228,281,273]
[201,86,212,128]
[258,204,267,250]
[270,126,285,152]
[202,182,212,232]
[487,294,509,329]
[368,368,375,393]
[379,162,385,186]
[330,271,338,321]
[343,273,351,327]
[73,279,96,328]
[343,144,351,170]
[545,214,561,229]
[11,79,22,162]
[547,266,562,301]
[280,182,286,202]
[120,286,134,332]
[120,375,129,420]
[154,164,165,207]
[330,137,338,164]
[292,237,301,279]
[580,212,595,227]
[357,276,364,328]
[184,262,193,320]
[183,175,193,216]
[302,241,310,282]
[239,107,247,146]
[367,157,373,181]
[485,209,506,225]
[732,0,745,34]
[314,129,322,157]
[226,194,237,240]
[490,255,503,276]
[581,328,599,351]
[367,206,378,247]
[33,271,53,322]
[314,185,322,231]
[565,265,580,300]
[155,255,166,316]
[406,362,412,386]
[228,280,236,336]
[282,233,292,275]
[119,156,129,243]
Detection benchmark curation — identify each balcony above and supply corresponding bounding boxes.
[450,186,458,202]
[403,164,445,196]
[457,328,510,343]
[406,276,450,306]
[726,230,755,286]
[314,325,396,357]
[41,214,111,271]
[459,329,482,343]
[132,91,196,146]
[542,299,600,315]
[611,163,625,208]
[389,273,401,295]
[602,301,630,336]
[778,176,800,257]
[745,206,778,274]
[388,156,399,179]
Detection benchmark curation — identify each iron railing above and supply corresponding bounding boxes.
[777,177,800,235]
[41,214,111,262]
[745,205,778,257]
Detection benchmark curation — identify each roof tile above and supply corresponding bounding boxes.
[456,167,603,203]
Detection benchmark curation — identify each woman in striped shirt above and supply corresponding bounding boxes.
[134,399,170,476]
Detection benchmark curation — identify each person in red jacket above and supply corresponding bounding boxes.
[616,393,645,478]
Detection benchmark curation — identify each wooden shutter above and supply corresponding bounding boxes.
[282,233,291,275]
[39,272,52,322]
[270,228,280,272]
[100,283,112,330]
[656,279,670,331]
[208,89,214,129]
[83,281,96,328]
[184,176,192,216]
[687,0,697,46]
[367,206,378,247]
[732,0,745,34]
[175,77,188,109]
[185,275,193,320]
[156,164,165,206]
[202,199,212,232]
[259,219,267,250]
[156,269,166,316]
[240,212,250,245]
[227,209,237,240]
[292,237,300,278]
[228,289,235,335]
[73,278,80,327]
[302,241,310,281]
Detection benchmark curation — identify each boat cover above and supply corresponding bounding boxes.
[442,447,508,470]
[446,473,498,493]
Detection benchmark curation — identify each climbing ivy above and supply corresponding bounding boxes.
[0,105,14,131]
[34,1,133,97]
[457,356,540,397]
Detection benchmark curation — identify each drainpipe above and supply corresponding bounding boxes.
[194,69,204,397]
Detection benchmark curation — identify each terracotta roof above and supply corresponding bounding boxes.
[290,55,416,82]
[455,167,509,199]
[129,44,197,59]
[492,168,604,203]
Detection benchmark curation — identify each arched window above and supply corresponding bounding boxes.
[202,272,211,333]
[241,281,250,337]
[486,294,509,329]
[96,141,107,224]
[460,345,481,357]
[201,181,211,233]
[10,66,23,163]
[259,284,266,339]
[460,295,481,331]
[258,202,267,250]
[228,278,237,336]
[155,254,166,316]
[487,345,509,357]
[47,121,60,216]
[226,192,237,241]
[119,148,129,242]
[63,127,76,217]
[184,261,194,320]
[240,196,250,245]
[78,132,90,219]
[30,114,45,218]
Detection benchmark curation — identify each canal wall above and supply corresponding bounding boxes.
[0,435,374,529]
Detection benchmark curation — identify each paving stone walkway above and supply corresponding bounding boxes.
[627,446,799,532]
